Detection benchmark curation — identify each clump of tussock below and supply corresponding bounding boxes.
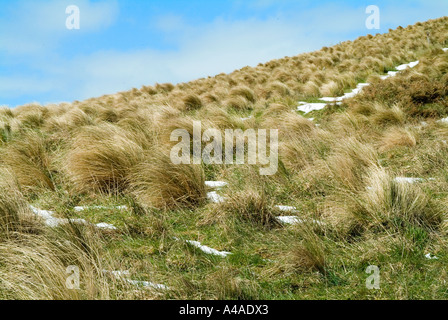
[0,227,139,300]
[322,137,378,191]
[356,167,442,231]
[371,103,406,127]
[262,111,315,139]
[263,81,291,99]
[327,167,443,237]
[0,168,36,239]
[301,81,321,97]
[320,80,344,97]
[200,105,239,130]
[202,267,260,300]
[183,94,203,111]
[129,151,206,210]
[379,127,417,153]
[13,104,48,129]
[230,85,256,103]
[280,130,330,172]
[45,107,94,133]
[262,102,294,117]
[287,226,326,274]
[224,95,252,111]
[214,189,279,228]
[65,123,146,193]
[155,82,175,93]
[2,130,55,192]
[96,107,119,123]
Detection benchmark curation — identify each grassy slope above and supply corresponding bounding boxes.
[0,17,448,299]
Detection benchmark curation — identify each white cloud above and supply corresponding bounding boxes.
[0,0,119,55]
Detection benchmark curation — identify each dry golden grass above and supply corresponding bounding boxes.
[0,227,142,300]
[129,151,206,210]
[183,93,203,111]
[65,123,146,193]
[354,167,443,231]
[379,127,417,153]
[0,168,37,238]
[2,131,55,192]
[215,188,279,228]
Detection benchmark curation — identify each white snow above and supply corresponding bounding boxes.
[396,61,419,71]
[109,270,130,277]
[387,71,399,77]
[321,59,421,108]
[357,83,370,88]
[394,177,434,184]
[126,279,169,291]
[443,48,448,52]
[205,181,228,189]
[95,222,118,230]
[207,191,226,204]
[103,270,169,291]
[275,205,299,213]
[425,253,438,260]
[277,216,305,224]
[186,240,232,257]
[206,181,227,203]
[438,117,448,124]
[297,103,328,114]
[320,83,369,103]
[320,97,343,102]
[74,205,128,212]
[395,177,424,184]
[30,205,117,230]
[276,216,325,226]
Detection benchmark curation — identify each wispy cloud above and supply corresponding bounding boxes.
[0,0,118,55]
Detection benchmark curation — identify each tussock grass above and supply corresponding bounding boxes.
[65,123,146,193]
[352,167,442,233]
[215,188,279,228]
[379,127,417,153]
[129,151,206,210]
[183,94,203,111]
[2,131,55,192]
[0,229,139,300]
[0,168,36,238]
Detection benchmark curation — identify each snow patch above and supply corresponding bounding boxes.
[396,61,419,71]
[276,216,325,226]
[95,222,118,230]
[437,117,448,124]
[186,240,232,257]
[394,177,434,184]
[205,181,228,189]
[297,103,328,114]
[103,270,169,291]
[30,205,117,230]
[74,205,127,212]
[207,191,226,204]
[126,279,169,291]
[275,205,299,213]
[425,253,438,260]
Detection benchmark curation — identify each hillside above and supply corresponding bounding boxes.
[0,16,448,299]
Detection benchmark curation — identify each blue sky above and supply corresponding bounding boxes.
[0,0,447,107]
